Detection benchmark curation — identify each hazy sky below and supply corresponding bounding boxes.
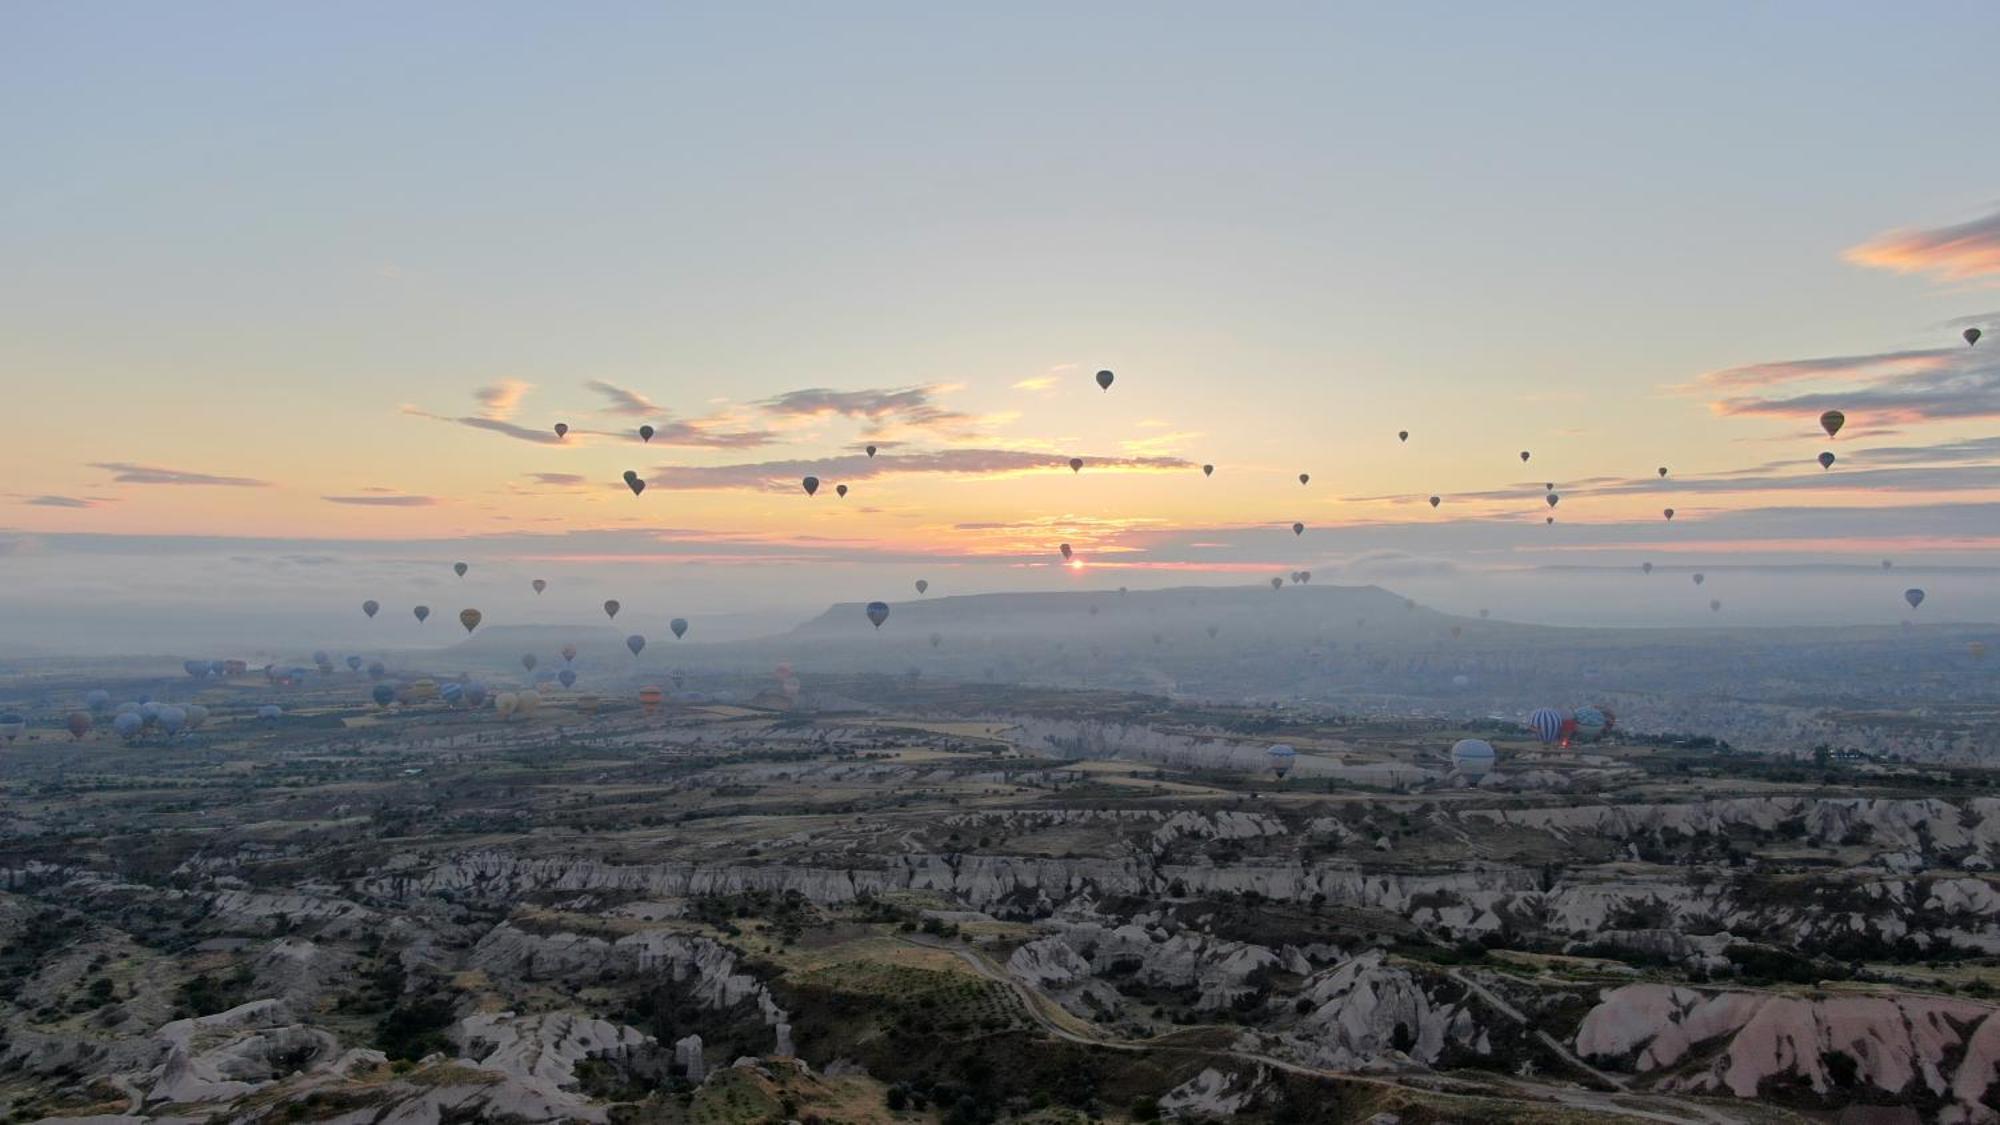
[4,4,1999,644]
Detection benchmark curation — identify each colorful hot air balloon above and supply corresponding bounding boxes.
[802,476,820,496]
[670,618,688,639]
[1095,369,1114,391]
[639,686,664,711]
[1970,642,1988,660]
[494,693,518,720]
[459,608,482,633]
[639,424,655,442]
[915,579,929,594]
[1572,705,1608,741]
[1820,410,1845,438]
[454,562,469,577]
[1818,452,1836,470]
[532,579,546,595]
[604,600,621,619]
[257,704,283,723]
[86,689,110,713]
[1905,588,1926,610]
[362,600,379,618]
[626,634,646,656]
[1450,739,1496,778]
[113,712,143,741]
[1267,743,1296,779]
[865,601,890,629]
[156,706,186,737]
[1527,708,1566,745]
[413,605,431,623]
[1068,458,1084,473]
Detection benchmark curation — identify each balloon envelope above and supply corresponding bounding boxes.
[802,476,819,496]
[865,601,890,629]
[413,605,430,623]
[1450,739,1496,777]
[1267,743,1296,779]
[1905,588,1926,609]
[459,609,482,633]
[670,618,688,639]
[1820,410,1845,437]
[604,600,621,619]
[362,600,379,618]
[627,634,647,656]
[454,562,468,577]
[915,579,928,594]
[1527,708,1566,745]
[371,683,396,707]
[1095,369,1114,391]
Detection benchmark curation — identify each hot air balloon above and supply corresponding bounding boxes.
[1520,451,1531,463]
[1820,410,1845,438]
[1692,573,1705,585]
[1709,599,1722,612]
[1068,458,1084,473]
[626,635,646,656]
[532,579,546,595]
[1905,588,1926,609]
[362,600,380,618]
[1658,467,1668,478]
[113,713,143,741]
[625,474,646,496]
[1095,369,1115,391]
[558,668,577,688]
[865,601,890,629]
[459,609,482,633]
[85,690,110,713]
[1641,561,1654,574]
[1967,327,1983,347]
[156,707,186,737]
[1545,493,1559,508]
[441,683,464,706]
[1818,452,1835,470]
[371,683,396,707]
[62,711,91,740]
[1202,464,1214,477]
[1292,522,1305,536]
[553,422,569,440]
[464,682,488,708]
[1572,705,1608,741]
[639,686,664,711]
[1398,431,1409,443]
[414,605,431,623]
[1428,496,1441,508]
[836,484,848,498]
[865,444,878,457]
[639,424,655,442]
[311,651,329,668]
[495,693,519,720]
[454,562,469,577]
[1527,708,1565,745]
[1663,508,1675,521]
[802,476,820,496]
[604,600,621,619]
[1545,482,1554,492]
[1059,543,1073,561]
[1267,743,1296,780]
[670,618,688,639]
[519,653,538,673]
[1270,577,1284,591]
[915,579,929,595]
[1298,473,1310,485]
[1450,739,1496,778]
[346,655,363,672]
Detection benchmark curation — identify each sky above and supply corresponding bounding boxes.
[4,4,2000,648]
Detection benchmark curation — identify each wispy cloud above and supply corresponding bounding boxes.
[1714,367,2000,425]
[527,472,588,487]
[473,379,533,421]
[1845,207,2000,283]
[649,448,1195,492]
[1696,348,1957,390]
[585,379,662,417]
[89,462,271,487]
[321,494,439,507]
[1012,375,1061,392]
[22,495,111,509]
[759,385,972,437]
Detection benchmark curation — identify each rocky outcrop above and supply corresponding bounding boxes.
[148,1000,340,1105]
[469,924,788,1035]
[1576,983,2000,1123]
[1271,951,1486,1071]
[456,1010,653,1121]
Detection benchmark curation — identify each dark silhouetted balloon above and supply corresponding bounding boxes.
[413,605,430,623]
[372,683,396,707]
[1692,573,1705,585]
[1202,464,1214,477]
[1820,410,1845,438]
[1398,431,1409,443]
[670,618,688,639]
[1968,327,1983,347]
[1545,493,1559,508]
[915,579,928,594]
[802,476,819,496]
[1068,458,1083,473]
[1710,599,1722,612]
[1818,451,1836,470]
[865,601,890,629]
[1657,466,1668,478]
[930,631,942,648]
[1292,522,1304,536]
[1298,473,1310,485]
[346,655,362,672]
[865,444,878,457]
[626,475,646,495]
[1270,577,1283,591]
[532,579,546,595]
[836,483,848,498]
[1520,451,1531,463]
[1663,508,1675,521]
[1095,369,1114,391]
[1428,495,1441,508]
[1905,588,1926,609]
[1059,543,1073,561]
[558,668,576,688]
[1642,561,1653,574]
[604,600,621,619]
[553,422,568,439]
[66,712,92,740]
[454,562,469,577]
[560,643,577,662]
[639,424,654,442]
[459,608,482,633]
[362,600,379,618]
[626,634,646,656]
[521,653,537,672]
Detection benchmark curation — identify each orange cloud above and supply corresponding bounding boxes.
[1844,208,2000,283]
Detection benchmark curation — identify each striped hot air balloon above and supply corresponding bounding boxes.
[1527,707,1567,745]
